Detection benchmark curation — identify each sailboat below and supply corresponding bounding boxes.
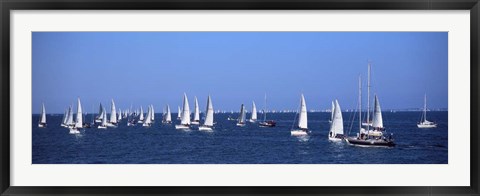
[191,97,200,125]
[417,94,437,128]
[137,106,144,123]
[95,103,104,123]
[175,93,191,130]
[177,106,182,120]
[259,93,276,127]
[65,105,74,128]
[199,95,214,131]
[69,98,83,134]
[236,104,246,127]
[107,99,118,127]
[248,101,257,123]
[346,67,395,147]
[38,103,47,128]
[162,105,172,124]
[143,105,153,127]
[98,108,108,129]
[61,109,68,127]
[291,94,309,136]
[328,99,344,141]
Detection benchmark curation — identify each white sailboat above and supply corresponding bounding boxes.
[291,94,309,136]
[38,103,47,128]
[162,105,172,124]
[199,95,214,131]
[95,103,104,123]
[191,96,200,125]
[61,109,68,127]
[143,105,153,127]
[328,99,344,141]
[417,94,437,128]
[65,105,74,128]
[248,101,257,123]
[98,108,108,129]
[69,98,83,134]
[175,93,191,130]
[107,99,118,127]
[236,104,246,127]
[137,106,145,123]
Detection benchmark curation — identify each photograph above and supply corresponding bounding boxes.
[32,32,448,164]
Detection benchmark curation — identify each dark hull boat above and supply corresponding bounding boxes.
[346,137,395,147]
[259,120,276,127]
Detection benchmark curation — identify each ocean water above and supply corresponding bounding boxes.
[32,111,447,164]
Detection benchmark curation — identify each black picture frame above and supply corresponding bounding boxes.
[1,0,478,195]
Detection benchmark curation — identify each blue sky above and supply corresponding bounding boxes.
[32,32,448,114]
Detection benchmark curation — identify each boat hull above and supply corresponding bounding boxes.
[248,119,257,123]
[236,123,245,127]
[417,123,437,128]
[175,124,190,130]
[198,126,213,131]
[328,137,343,141]
[291,129,308,136]
[259,121,276,127]
[191,121,200,125]
[98,125,107,129]
[38,123,46,128]
[346,137,395,147]
[69,128,81,134]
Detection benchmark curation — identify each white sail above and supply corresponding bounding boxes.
[62,109,67,125]
[330,99,344,135]
[40,103,46,124]
[109,99,117,124]
[166,105,172,121]
[204,96,214,126]
[193,97,200,122]
[298,94,308,129]
[177,106,181,119]
[74,98,83,128]
[164,105,172,122]
[144,105,152,125]
[66,106,74,126]
[371,95,383,128]
[118,109,122,121]
[250,101,257,121]
[238,104,246,124]
[101,109,107,126]
[180,93,191,125]
[139,106,144,121]
[151,105,154,121]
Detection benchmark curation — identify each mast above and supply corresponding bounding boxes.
[263,93,267,121]
[423,94,427,122]
[367,62,371,125]
[359,75,362,134]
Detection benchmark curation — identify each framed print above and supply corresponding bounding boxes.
[1,0,479,195]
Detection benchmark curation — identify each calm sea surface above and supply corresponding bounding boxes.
[32,112,447,164]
